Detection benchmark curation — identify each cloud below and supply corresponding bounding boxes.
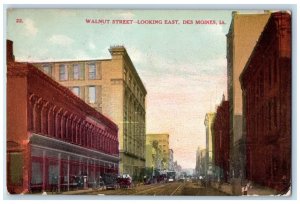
[48,35,74,46]
[23,18,38,37]
[88,41,96,50]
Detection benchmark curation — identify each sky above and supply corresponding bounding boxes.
[7,9,233,169]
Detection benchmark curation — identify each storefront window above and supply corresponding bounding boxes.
[48,162,59,185]
[31,162,42,185]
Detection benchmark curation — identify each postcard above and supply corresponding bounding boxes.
[6,8,292,197]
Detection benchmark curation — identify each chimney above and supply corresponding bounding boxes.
[7,40,15,63]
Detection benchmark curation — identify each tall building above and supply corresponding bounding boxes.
[7,40,119,194]
[226,11,270,182]
[32,46,147,178]
[240,12,291,192]
[204,113,216,177]
[146,134,170,171]
[213,95,230,182]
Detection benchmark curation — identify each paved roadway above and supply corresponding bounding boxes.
[85,181,229,196]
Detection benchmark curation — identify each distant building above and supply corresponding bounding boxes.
[7,40,119,194]
[226,11,270,182]
[213,95,230,182]
[195,147,201,176]
[145,138,163,174]
[173,161,182,177]
[204,113,216,177]
[199,149,207,177]
[169,149,174,171]
[32,46,147,178]
[195,146,207,178]
[146,134,170,171]
[240,12,291,192]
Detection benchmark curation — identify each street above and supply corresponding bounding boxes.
[84,181,229,196]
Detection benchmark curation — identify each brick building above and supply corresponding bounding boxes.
[240,12,291,192]
[32,46,147,178]
[7,40,119,194]
[213,95,230,182]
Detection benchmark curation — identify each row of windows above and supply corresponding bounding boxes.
[41,63,99,81]
[29,96,118,155]
[70,86,100,104]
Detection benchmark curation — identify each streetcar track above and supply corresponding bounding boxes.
[133,183,172,195]
[170,183,184,195]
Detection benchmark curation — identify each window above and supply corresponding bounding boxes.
[42,64,52,75]
[88,86,96,103]
[88,63,96,79]
[72,87,80,97]
[59,64,68,81]
[73,64,80,80]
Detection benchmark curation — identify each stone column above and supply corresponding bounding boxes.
[58,153,61,193]
[67,156,70,191]
[42,150,46,192]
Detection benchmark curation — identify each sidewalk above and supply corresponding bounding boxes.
[61,188,99,195]
[211,182,233,195]
[246,183,281,196]
[35,188,102,195]
[211,181,282,196]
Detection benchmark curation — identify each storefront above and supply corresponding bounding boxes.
[29,134,118,192]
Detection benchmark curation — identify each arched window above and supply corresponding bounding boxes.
[28,94,37,131]
[61,111,68,140]
[33,98,42,133]
[55,109,62,138]
[47,106,55,137]
[41,102,49,135]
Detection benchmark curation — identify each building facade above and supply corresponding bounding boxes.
[146,134,170,171]
[7,41,119,194]
[226,11,270,182]
[199,149,207,178]
[169,149,174,171]
[195,147,201,177]
[240,12,291,192]
[213,96,230,182]
[195,146,207,178]
[204,113,216,177]
[32,46,147,178]
[145,138,163,174]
